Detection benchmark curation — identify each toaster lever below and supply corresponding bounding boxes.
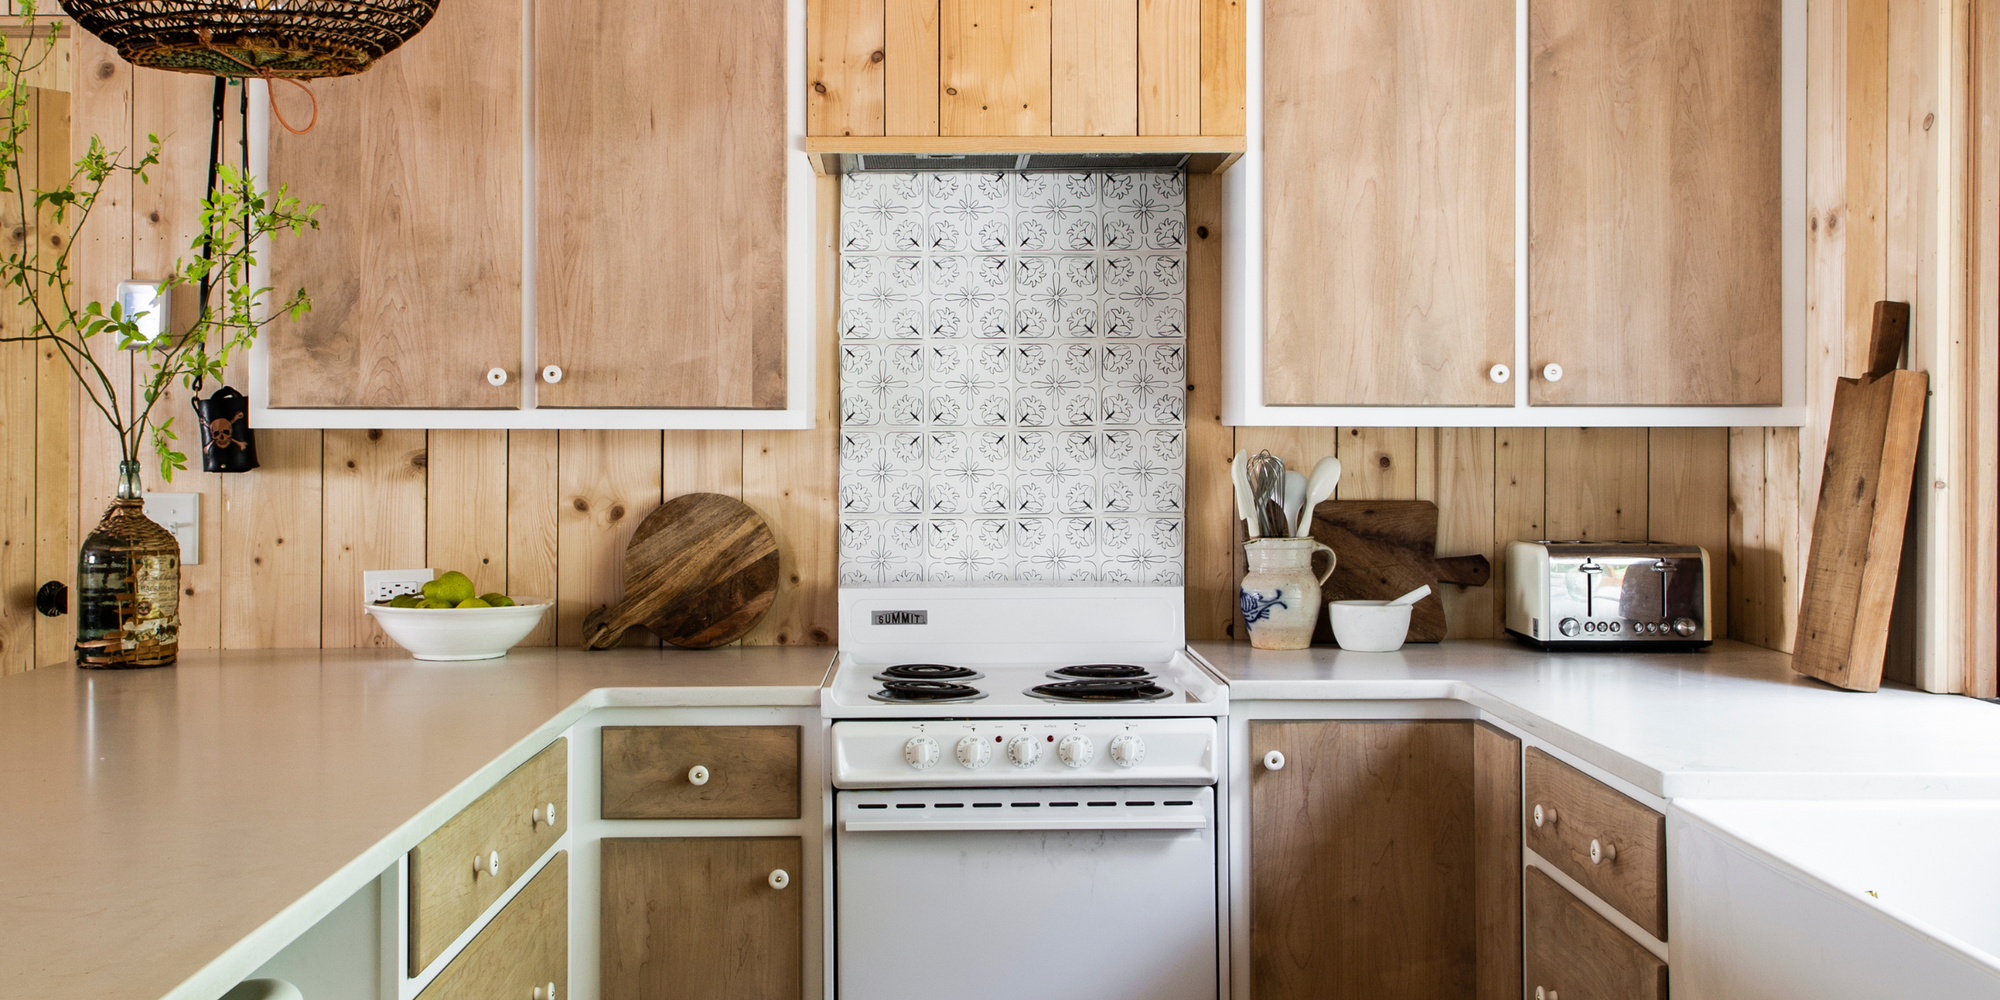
[1579,559,1605,618]
[1651,558,1676,618]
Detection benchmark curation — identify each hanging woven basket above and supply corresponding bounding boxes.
[58,0,440,80]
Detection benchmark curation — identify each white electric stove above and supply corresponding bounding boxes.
[828,585,1224,1000]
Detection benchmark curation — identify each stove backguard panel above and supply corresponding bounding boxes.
[837,171,1188,584]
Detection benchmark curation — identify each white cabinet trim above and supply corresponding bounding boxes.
[1221,0,1809,428]
[247,0,818,430]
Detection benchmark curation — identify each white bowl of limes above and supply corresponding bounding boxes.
[364,570,553,661]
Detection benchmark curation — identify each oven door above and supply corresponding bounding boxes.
[835,785,1218,1000]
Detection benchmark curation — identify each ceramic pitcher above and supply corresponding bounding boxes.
[1240,538,1337,650]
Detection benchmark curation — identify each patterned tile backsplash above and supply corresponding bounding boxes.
[837,171,1188,586]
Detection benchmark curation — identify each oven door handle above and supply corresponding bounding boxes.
[844,816,1207,833]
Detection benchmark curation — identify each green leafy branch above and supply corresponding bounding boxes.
[0,1,320,481]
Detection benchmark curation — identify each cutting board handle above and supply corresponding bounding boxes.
[1865,301,1911,379]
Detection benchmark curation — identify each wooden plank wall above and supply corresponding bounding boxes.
[22,11,1943,668]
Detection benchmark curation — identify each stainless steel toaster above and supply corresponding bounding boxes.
[1505,541,1711,649]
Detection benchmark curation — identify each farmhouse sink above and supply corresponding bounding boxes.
[1669,799,2000,999]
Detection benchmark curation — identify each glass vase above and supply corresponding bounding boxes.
[75,459,180,668]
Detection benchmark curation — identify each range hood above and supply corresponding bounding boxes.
[805,137,1245,175]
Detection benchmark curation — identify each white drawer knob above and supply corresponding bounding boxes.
[688,764,710,786]
[1533,803,1559,828]
[541,364,563,384]
[475,850,499,877]
[487,367,508,386]
[1535,988,1557,1000]
[533,802,558,828]
[768,868,790,890]
[1489,363,1511,384]
[1262,750,1285,771]
[533,982,556,1000]
[1542,362,1564,382]
[1590,838,1616,865]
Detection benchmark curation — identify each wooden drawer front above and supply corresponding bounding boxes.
[602,726,800,820]
[1525,867,1666,1000]
[410,737,569,975]
[1524,747,1667,939]
[419,854,568,1000]
[601,837,803,1000]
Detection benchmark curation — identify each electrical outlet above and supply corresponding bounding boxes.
[142,493,200,565]
[363,568,435,604]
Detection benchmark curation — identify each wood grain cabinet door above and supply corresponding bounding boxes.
[534,0,788,410]
[601,725,801,820]
[601,837,804,1000]
[417,854,567,1000]
[1527,0,1782,405]
[1261,0,1516,407]
[409,737,569,975]
[1525,866,1668,1000]
[1523,747,1667,940]
[1249,720,1521,1000]
[266,0,524,409]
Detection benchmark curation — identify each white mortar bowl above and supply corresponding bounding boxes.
[363,598,553,661]
[1325,600,1414,652]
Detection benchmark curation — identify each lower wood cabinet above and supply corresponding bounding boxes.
[601,837,803,1000]
[1525,866,1668,1000]
[600,726,801,820]
[418,853,568,1000]
[1249,720,1521,1000]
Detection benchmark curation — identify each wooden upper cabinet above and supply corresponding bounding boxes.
[536,0,788,409]
[1261,0,1516,407]
[809,0,1239,137]
[1528,0,1782,406]
[267,0,523,409]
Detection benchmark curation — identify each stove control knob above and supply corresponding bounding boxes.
[903,736,940,770]
[1006,736,1042,768]
[1673,617,1699,637]
[1057,734,1095,768]
[955,735,992,769]
[1108,734,1145,768]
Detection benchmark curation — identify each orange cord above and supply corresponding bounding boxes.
[195,29,319,134]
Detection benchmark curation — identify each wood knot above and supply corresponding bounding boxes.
[572,498,589,513]
[608,504,625,521]
[366,428,382,441]
[946,87,958,96]
[148,211,160,223]
[1376,455,1390,469]
[96,61,115,80]
[810,627,831,643]
[1195,225,1209,239]
[410,452,427,469]
[812,81,826,94]
[345,460,355,469]
[870,50,884,63]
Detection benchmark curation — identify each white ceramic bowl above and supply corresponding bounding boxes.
[1325,600,1413,652]
[363,597,553,661]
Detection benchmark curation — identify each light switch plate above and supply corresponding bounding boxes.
[142,492,199,564]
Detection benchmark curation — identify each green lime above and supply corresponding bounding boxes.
[456,597,492,609]
[434,570,476,605]
[389,594,421,608]
[479,592,515,607]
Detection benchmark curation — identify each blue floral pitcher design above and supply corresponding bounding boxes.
[1240,538,1336,649]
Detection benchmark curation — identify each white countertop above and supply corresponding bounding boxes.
[1193,639,2000,799]
[0,646,832,1000]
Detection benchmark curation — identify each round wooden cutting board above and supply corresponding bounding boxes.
[581,493,780,650]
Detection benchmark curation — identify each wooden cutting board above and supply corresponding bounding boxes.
[1793,302,1928,691]
[1306,500,1492,644]
[582,493,780,650]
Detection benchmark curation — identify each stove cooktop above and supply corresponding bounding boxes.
[827,651,1225,718]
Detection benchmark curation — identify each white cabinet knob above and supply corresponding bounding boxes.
[1262,750,1285,771]
[541,365,563,384]
[1542,362,1564,382]
[1489,363,1511,384]
[688,764,710,786]
[533,983,556,1000]
[487,367,509,386]
[768,868,790,890]
[1536,988,1557,1000]
[1533,803,1559,828]
[1590,838,1616,865]
[533,802,558,828]
[474,850,499,877]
